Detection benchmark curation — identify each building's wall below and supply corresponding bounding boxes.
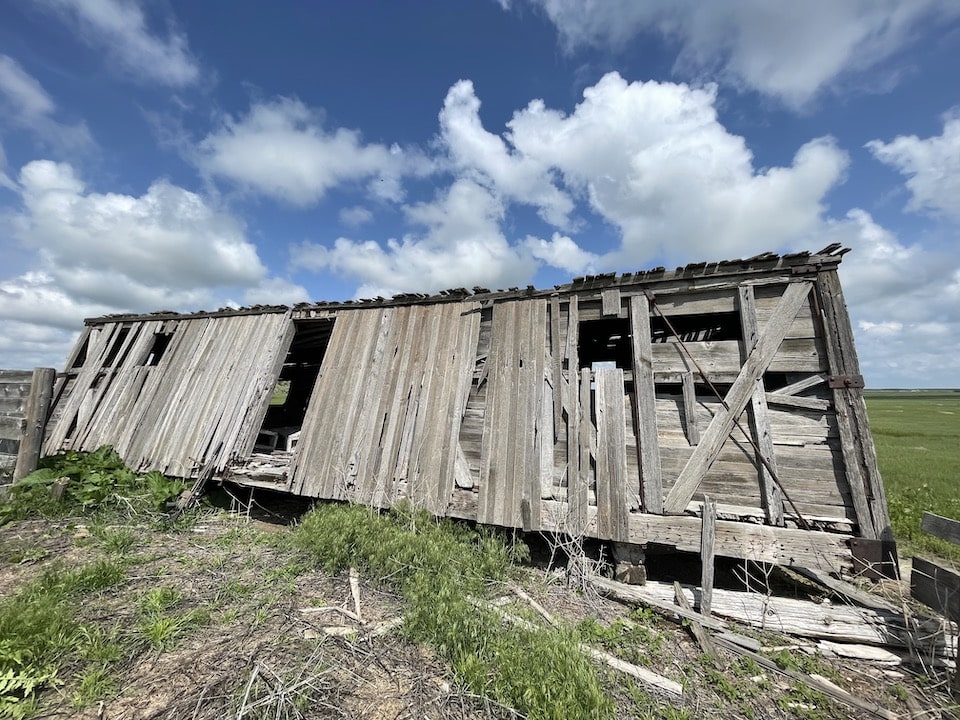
[44,312,293,476]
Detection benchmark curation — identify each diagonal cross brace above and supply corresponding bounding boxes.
[662,281,813,513]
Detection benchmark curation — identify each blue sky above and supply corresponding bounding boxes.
[0,0,958,388]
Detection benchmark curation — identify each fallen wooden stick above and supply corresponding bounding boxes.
[349,567,362,622]
[713,635,901,720]
[674,580,717,657]
[589,576,758,651]
[470,596,683,699]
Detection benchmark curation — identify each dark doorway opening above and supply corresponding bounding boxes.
[255,319,334,452]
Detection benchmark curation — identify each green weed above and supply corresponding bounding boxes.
[0,561,125,714]
[294,502,610,720]
[0,447,187,525]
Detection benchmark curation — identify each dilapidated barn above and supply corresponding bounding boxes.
[40,246,894,576]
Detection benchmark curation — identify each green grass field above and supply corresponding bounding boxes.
[864,389,960,562]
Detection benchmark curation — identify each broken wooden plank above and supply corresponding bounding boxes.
[663,281,812,513]
[764,393,831,412]
[816,269,891,541]
[601,288,621,317]
[712,635,902,720]
[629,294,662,513]
[680,371,700,446]
[595,369,629,542]
[674,580,716,656]
[911,556,960,623]
[921,512,960,546]
[700,495,717,616]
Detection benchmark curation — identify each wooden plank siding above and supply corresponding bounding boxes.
[43,313,294,477]
[290,302,481,514]
[41,248,889,574]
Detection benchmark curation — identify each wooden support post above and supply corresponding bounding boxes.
[680,371,699,446]
[700,495,716,616]
[628,294,662,513]
[816,269,892,542]
[738,285,784,526]
[13,367,56,482]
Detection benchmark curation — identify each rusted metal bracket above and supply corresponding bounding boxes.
[848,537,899,580]
[827,374,865,389]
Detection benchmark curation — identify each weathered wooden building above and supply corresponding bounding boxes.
[41,246,894,575]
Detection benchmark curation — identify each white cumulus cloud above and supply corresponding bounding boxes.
[197,97,429,206]
[293,179,538,297]
[516,0,958,108]
[867,111,960,221]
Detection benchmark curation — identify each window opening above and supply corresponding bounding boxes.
[578,318,632,370]
[145,332,173,367]
[255,318,334,453]
[70,334,89,370]
[650,311,741,343]
[103,326,131,367]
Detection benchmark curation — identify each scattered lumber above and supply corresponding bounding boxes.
[473,595,683,699]
[713,635,902,720]
[673,580,716,657]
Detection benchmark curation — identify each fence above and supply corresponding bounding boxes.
[0,368,56,483]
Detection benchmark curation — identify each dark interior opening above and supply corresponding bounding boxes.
[70,335,89,370]
[145,332,173,367]
[103,326,131,367]
[650,311,741,343]
[578,318,632,369]
[255,318,334,452]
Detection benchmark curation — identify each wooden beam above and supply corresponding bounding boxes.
[816,270,891,541]
[700,496,717,616]
[629,294,662,513]
[921,512,960,546]
[771,373,827,397]
[663,282,812,513]
[674,580,716,656]
[566,296,584,533]
[681,371,699,445]
[738,285,784,526]
[550,294,563,441]
[13,367,56,482]
[764,393,830,412]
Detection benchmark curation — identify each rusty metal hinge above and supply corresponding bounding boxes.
[828,374,864,389]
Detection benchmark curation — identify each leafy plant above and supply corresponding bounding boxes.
[0,447,187,525]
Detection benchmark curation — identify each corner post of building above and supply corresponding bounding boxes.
[13,367,56,482]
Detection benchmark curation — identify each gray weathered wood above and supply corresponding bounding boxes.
[911,556,960,623]
[13,367,55,482]
[764,393,831,411]
[771,373,827,397]
[595,369,629,542]
[921,512,960,546]
[0,415,21,441]
[663,282,812,513]
[674,580,716,656]
[601,288,621,316]
[816,270,890,540]
[550,294,562,441]
[700,495,717,616]
[738,284,784,526]
[680,371,700,446]
[629,294,662,513]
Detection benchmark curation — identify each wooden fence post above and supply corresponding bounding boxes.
[13,367,56,482]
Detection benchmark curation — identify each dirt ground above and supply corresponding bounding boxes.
[0,507,956,720]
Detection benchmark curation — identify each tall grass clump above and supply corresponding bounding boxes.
[293,502,613,720]
[0,560,126,717]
